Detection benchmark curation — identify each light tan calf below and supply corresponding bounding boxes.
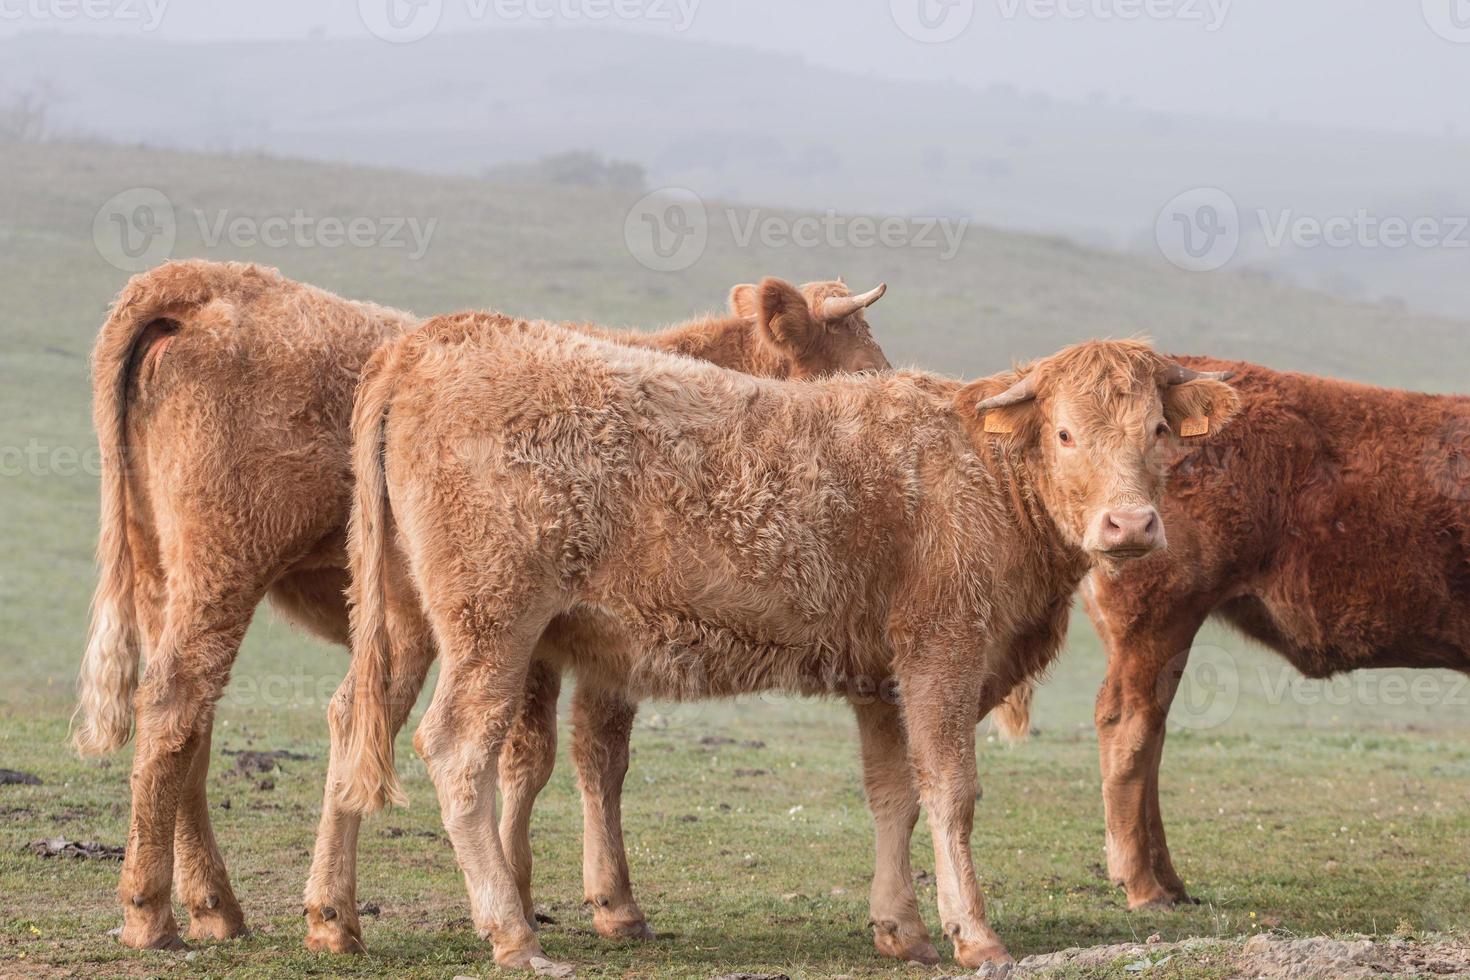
[75,260,887,951]
[337,310,1240,970]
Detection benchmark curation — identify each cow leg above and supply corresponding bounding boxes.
[898,671,1011,969]
[498,659,562,930]
[1094,609,1206,909]
[852,699,937,965]
[415,611,552,969]
[304,606,438,953]
[118,589,257,950]
[571,684,654,940]
[172,723,246,940]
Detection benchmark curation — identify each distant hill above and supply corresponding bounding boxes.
[3,29,1467,317]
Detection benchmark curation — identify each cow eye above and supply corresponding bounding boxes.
[1057,429,1073,446]
[1154,422,1170,438]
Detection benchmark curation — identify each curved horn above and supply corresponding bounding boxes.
[819,282,887,321]
[1164,362,1234,385]
[976,374,1037,411]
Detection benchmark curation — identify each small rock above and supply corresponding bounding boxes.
[529,956,575,978]
[1146,933,1162,944]
[185,950,198,962]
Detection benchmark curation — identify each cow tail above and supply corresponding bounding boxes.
[992,682,1034,743]
[72,272,189,756]
[337,346,409,814]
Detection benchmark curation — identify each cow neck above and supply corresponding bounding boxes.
[643,315,786,378]
[985,439,1091,592]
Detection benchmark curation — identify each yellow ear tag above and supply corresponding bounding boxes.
[1179,416,1210,438]
[983,413,1015,435]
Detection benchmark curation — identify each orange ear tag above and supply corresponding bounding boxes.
[1179,416,1210,438]
[983,414,1015,435]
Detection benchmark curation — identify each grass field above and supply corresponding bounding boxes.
[1,141,1469,978]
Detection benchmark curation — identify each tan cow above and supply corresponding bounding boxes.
[335,305,1240,970]
[73,260,888,951]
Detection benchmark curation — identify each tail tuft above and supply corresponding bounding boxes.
[992,683,1034,743]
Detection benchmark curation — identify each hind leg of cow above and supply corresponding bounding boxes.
[571,685,654,940]
[497,659,562,930]
[304,604,438,954]
[117,588,259,950]
[172,724,247,940]
[852,699,938,965]
[897,668,1011,969]
[415,606,557,969]
[1093,607,1206,910]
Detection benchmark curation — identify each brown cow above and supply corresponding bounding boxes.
[74,260,888,951]
[334,311,1239,970]
[1013,359,1470,910]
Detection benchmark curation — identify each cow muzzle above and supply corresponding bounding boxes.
[1088,506,1166,560]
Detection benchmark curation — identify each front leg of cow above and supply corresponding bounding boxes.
[571,685,654,939]
[851,700,938,965]
[899,670,1012,969]
[1092,602,1205,909]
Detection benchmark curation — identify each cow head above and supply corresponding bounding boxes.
[729,277,891,379]
[962,340,1240,567]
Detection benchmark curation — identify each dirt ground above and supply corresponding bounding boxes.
[967,933,1470,978]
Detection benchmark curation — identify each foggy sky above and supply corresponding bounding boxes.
[1,0,1466,138]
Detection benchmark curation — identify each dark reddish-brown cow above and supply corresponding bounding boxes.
[1048,359,1470,909]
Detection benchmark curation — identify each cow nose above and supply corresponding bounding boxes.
[1096,507,1164,556]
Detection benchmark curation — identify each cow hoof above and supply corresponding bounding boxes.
[872,919,939,964]
[118,903,185,951]
[592,910,655,941]
[493,940,549,969]
[118,923,187,951]
[954,940,1014,969]
[303,907,364,954]
[185,898,247,942]
[1128,892,1185,911]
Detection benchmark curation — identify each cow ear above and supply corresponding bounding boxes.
[728,284,759,320]
[756,278,819,353]
[956,371,1042,445]
[1162,378,1241,439]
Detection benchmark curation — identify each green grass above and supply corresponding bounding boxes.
[1,140,1468,977]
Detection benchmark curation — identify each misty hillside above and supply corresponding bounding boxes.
[4,30,1468,318]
